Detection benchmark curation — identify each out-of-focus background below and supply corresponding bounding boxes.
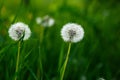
[0,0,120,80]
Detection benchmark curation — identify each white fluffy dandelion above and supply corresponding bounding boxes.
[41,15,55,27]
[97,78,105,80]
[36,17,42,24]
[8,22,31,41]
[61,23,84,43]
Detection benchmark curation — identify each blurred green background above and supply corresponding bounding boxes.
[0,0,120,80]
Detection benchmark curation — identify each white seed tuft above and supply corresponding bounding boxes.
[8,22,31,41]
[97,78,105,80]
[61,23,84,43]
[36,17,42,24]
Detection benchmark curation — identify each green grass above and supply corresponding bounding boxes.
[0,0,120,80]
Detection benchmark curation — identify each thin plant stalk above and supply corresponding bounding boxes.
[38,45,43,80]
[37,27,44,80]
[15,41,21,80]
[58,43,64,71]
[60,42,72,80]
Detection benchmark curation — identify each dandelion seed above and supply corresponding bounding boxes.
[61,23,84,43]
[36,17,42,24]
[8,22,31,41]
[41,15,55,27]
[97,78,105,80]
[81,75,87,80]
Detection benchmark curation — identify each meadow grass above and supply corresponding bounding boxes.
[0,0,120,80]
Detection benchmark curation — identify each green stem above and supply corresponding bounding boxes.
[38,45,43,80]
[37,27,44,80]
[15,41,21,80]
[60,42,72,80]
[58,43,64,71]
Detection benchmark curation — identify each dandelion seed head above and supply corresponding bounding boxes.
[42,15,55,27]
[97,78,105,80]
[36,17,42,24]
[61,23,84,43]
[81,75,87,80]
[8,22,31,41]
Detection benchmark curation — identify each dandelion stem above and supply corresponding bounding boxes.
[15,41,21,80]
[38,45,43,80]
[60,42,72,80]
[58,43,64,71]
[37,27,44,80]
